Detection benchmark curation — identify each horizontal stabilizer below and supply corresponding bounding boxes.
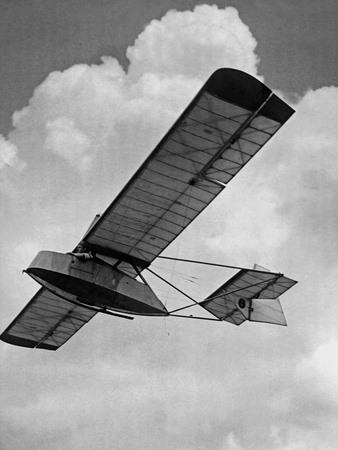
[199,266,297,326]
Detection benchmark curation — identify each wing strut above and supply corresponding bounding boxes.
[169,314,221,321]
[146,267,199,306]
[156,256,281,274]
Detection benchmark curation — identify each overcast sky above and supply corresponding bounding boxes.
[1,1,338,449]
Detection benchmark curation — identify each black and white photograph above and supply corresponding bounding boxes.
[1,1,337,449]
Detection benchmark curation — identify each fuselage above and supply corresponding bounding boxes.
[26,251,168,316]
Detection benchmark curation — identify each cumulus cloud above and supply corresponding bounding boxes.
[296,340,338,396]
[272,340,338,449]
[0,134,25,195]
[0,135,20,169]
[44,117,92,170]
[127,5,259,80]
[221,433,243,450]
[4,4,259,183]
[258,87,338,274]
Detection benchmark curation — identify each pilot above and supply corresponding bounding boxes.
[67,241,95,260]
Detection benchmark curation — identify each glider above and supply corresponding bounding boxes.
[1,68,297,350]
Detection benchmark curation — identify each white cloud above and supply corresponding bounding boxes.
[296,340,338,395]
[267,87,338,272]
[44,117,92,170]
[127,5,259,81]
[221,433,243,450]
[264,340,338,449]
[314,340,338,381]
[0,135,20,169]
[4,4,260,180]
[0,134,26,195]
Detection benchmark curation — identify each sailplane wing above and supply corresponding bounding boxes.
[0,288,97,350]
[83,69,295,276]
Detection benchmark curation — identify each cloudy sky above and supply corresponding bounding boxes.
[1,1,338,449]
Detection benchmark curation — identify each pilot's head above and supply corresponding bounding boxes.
[76,241,88,252]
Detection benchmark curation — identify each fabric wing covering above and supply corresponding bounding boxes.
[84,68,295,276]
[0,288,97,350]
[199,268,297,326]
